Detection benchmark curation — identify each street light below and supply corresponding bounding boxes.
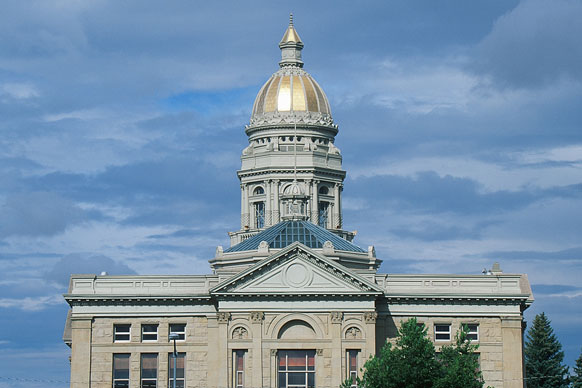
[169,332,180,388]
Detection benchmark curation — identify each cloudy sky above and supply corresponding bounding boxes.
[1,0,581,385]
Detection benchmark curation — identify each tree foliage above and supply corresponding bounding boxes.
[524,312,569,388]
[435,326,483,388]
[571,348,582,388]
[355,318,483,388]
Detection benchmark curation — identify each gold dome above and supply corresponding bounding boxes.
[252,69,331,116]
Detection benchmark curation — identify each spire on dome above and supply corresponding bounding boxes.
[279,13,304,67]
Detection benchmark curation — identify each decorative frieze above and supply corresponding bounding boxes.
[345,327,362,339]
[232,327,248,339]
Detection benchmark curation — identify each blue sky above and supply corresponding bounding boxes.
[1,0,581,385]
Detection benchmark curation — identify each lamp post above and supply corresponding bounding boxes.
[169,332,180,388]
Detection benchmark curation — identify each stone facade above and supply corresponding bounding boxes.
[63,17,533,388]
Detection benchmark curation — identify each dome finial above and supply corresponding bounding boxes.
[279,14,304,67]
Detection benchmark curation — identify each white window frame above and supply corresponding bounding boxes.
[347,350,359,388]
[114,324,131,343]
[434,324,451,341]
[233,350,246,388]
[169,323,186,341]
[168,352,185,388]
[113,353,130,388]
[465,323,479,341]
[141,324,158,342]
[140,353,158,388]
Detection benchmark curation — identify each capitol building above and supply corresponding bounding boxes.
[63,17,533,388]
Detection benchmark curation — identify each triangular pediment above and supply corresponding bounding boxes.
[210,242,382,296]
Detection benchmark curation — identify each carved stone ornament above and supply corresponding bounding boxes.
[330,311,343,323]
[248,111,336,129]
[271,349,277,356]
[363,312,378,323]
[250,311,265,323]
[232,327,248,340]
[345,327,362,339]
[316,349,323,356]
[217,312,231,323]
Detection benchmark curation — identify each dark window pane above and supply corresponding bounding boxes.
[143,334,157,341]
[308,372,315,387]
[114,381,129,388]
[288,372,306,385]
[278,373,286,388]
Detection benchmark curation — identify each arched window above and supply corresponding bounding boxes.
[318,186,329,195]
[253,186,265,195]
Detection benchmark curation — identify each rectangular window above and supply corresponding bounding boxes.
[347,350,359,388]
[278,350,315,388]
[169,323,186,341]
[435,324,451,341]
[141,353,158,388]
[142,324,158,342]
[114,324,131,342]
[318,202,328,228]
[234,350,246,388]
[168,352,185,388]
[255,202,265,229]
[465,324,479,341]
[113,354,130,388]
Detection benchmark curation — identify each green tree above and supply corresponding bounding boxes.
[434,325,483,388]
[572,348,582,388]
[359,318,441,388]
[524,312,569,388]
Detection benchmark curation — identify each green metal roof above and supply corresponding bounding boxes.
[224,220,365,253]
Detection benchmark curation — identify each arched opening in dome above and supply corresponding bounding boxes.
[253,186,265,195]
[318,186,329,195]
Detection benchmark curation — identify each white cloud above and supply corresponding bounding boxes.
[0,294,63,311]
[1,83,40,99]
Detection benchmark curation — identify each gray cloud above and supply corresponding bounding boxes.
[46,253,136,287]
[471,0,582,89]
[0,192,101,238]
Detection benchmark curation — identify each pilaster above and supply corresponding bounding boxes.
[70,317,92,388]
[501,315,525,388]
[330,311,343,388]
[364,312,378,360]
[250,312,264,388]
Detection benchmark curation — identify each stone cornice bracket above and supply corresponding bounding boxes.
[363,312,378,323]
[330,311,343,323]
[250,311,265,323]
[217,312,231,323]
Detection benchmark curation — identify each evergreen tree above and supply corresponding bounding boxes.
[359,318,441,388]
[524,312,569,388]
[572,348,582,388]
[434,325,484,388]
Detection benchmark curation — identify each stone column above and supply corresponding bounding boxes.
[273,180,280,223]
[330,312,343,388]
[312,180,319,224]
[333,183,340,229]
[240,184,245,229]
[265,180,272,226]
[501,316,525,388]
[70,317,92,388]
[250,312,264,388]
[243,185,250,228]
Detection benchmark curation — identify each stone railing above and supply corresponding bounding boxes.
[376,273,532,299]
[67,274,219,296]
